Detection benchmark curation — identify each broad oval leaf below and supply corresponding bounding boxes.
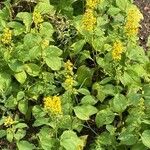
[45,57,62,71]
[60,130,84,150]
[111,94,128,113]
[96,108,115,127]
[14,71,27,84]
[17,140,35,150]
[141,130,150,148]
[74,105,98,120]
[24,63,40,77]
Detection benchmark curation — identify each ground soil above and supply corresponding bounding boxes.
[134,0,150,50]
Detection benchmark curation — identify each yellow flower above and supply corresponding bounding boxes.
[1,28,12,44]
[64,60,74,75]
[124,6,143,36]
[126,6,143,24]
[82,9,97,31]
[44,96,62,115]
[33,11,43,25]
[124,22,139,36]
[64,75,75,90]
[4,116,14,127]
[112,40,123,60]
[86,0,100,9]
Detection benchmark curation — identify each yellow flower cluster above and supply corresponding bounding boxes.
[63,60,75,91]
[112,40,123,61]
[64,75,75,90]
[1,28,12,44]
[44,96,62,115]
[33,11,43,25]
[82,0,99,31]
[64,60,74,75]
[86,0,99,9]
[124,6,143,36]
[82,9,97,31]
[4,116,14,127]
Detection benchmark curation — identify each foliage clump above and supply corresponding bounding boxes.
[0,0,150,149]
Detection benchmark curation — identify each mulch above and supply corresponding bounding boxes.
[134,0,150,50]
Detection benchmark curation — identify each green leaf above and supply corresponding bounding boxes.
[24,63,40,77]
[59,115,72,129]
[100,77,113,85]
[15,123,28,129]
[108,6,120,16]
[127,92,141,106]
[45,57,62,71]
[120,69,141,87]
[80,95,97,105]
[119,131,138,145]
[35,0,54,14]
[132,64,147,77]
[74,105,98,120]
[96,108,115,127]
[80,50,92,62]
[0,73,11,93]
[17,91,25,101]
[6,128,14,142]
[0,6,10,20]
[40,22,54,39]
[44,46,62,70]
[127,45,149,63]
[18,99,28,114]
[77,88,90,95]
[106,125,116,135]
[40,137,56,150]
[14,71,27,84]
[38,127,56,150]
[8,59,24,72]
[14,129,26,141]
[53,0,74,17]
[16,12,32,32]
[17,140,35,150]
[96,17,109,27]
[24,33,42,49]
[60,130,84,150]
[32,105,46,118]
[8,21,25,35]
[93,37,106,52]
[141,130,150,148]
[97,131,114,145]
[29,46,41,60]
[5,95,18,109]
[116,0,129,11]
[111,94,127,113]
[33,117,50,127]
[44,46,62,57]
[0,130,6,138]
[77,65,93,87]
[131,142,148,150]
[103,84,118,96]
[71,39,85,54]
[92,83,106,102]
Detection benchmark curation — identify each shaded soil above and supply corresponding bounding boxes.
[134,0,150,49]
